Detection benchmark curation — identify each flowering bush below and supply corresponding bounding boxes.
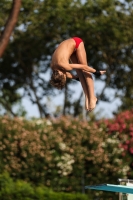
[0,115,130,199]
[103,109,133,177]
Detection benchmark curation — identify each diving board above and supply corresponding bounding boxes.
[85,184,133,194]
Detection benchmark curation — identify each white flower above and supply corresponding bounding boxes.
[56,153,75,176]
[59,142,66,150]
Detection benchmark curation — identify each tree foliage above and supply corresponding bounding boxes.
[0,0,133,117]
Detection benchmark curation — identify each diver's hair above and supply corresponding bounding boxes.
[50,70,66,90]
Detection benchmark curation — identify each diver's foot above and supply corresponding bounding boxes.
[88,97,97,112]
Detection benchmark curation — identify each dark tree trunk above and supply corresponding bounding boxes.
[0,0,21,57]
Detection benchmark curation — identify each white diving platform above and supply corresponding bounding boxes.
[85,184,133,194]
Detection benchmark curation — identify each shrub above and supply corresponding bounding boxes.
[0,115,129,199]
[0,173,88,200]
[104,109,133,177]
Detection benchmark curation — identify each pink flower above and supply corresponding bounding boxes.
[126,140,130,145]
[129,148,133,154]
[130,132,133,137]
[122,145,128,150]
[121,124,126,129]
[129,126,133,132]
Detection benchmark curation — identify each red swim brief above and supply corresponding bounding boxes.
[72,37,83,49]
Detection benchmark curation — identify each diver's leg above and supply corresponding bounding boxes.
[70,52,89,110]
[76,42,97,110]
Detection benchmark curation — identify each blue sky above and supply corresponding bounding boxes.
[21,77,121,119]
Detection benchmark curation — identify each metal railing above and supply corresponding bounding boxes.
[118,179,133,200]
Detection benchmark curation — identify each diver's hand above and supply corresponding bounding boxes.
[93,70,106,77]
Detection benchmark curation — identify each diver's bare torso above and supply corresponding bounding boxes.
[51,38,102,74]
[51,38,76,71]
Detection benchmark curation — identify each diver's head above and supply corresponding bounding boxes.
[50,70,66,90]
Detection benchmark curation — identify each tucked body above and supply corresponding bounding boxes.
[50,37,106,111]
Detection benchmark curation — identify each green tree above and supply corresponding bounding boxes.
[0,0,133,117]
[0,0,84,117]
[0,0,21,116]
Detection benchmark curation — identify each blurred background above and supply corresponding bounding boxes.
[0,0,133,200]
